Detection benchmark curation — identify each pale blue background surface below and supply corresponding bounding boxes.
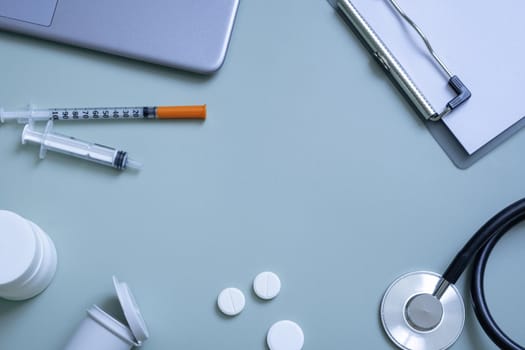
[1,1,525,349]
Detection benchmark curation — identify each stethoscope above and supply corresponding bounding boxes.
[381,198,525,350]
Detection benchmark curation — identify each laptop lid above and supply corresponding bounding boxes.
[0,0,239,74]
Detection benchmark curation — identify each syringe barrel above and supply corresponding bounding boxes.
[50,107,150,121]
[22,125,128,169]
[44,133,119,167]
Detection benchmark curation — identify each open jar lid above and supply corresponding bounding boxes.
[113,276,150,344]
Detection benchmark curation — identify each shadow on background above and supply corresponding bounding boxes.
[0,30,215,85]
[0,298,31,321]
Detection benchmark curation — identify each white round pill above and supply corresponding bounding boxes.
[267,320,304,350]
[253,271,281,300]
[217,288,245,316]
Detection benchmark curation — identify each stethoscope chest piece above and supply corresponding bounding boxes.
[381,271,465,350]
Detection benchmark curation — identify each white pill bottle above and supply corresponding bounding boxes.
[63,277,149,350]
[0,210,57,300]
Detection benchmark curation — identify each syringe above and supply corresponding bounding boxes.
[21,121,142,170]
[1,105,206,123]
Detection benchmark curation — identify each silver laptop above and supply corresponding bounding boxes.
[0,0,239,74]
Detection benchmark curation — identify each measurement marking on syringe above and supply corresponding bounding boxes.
[51,108,147,120]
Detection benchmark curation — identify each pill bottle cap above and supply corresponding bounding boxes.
[113,276,150,344]
[0,210,38,287]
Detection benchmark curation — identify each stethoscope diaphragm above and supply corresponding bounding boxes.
[380,271,465,350]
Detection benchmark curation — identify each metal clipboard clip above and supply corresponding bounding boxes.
[330,0,471,121]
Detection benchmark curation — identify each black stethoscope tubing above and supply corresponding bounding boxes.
[441,198,525,350]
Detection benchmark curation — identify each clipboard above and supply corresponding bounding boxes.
[426,117,525,169]
[328,0,525,168]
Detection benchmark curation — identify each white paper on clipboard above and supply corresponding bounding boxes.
[349,0,525,155]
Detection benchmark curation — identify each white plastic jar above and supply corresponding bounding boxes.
[63,277,149,350]
[0,210,57,300]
